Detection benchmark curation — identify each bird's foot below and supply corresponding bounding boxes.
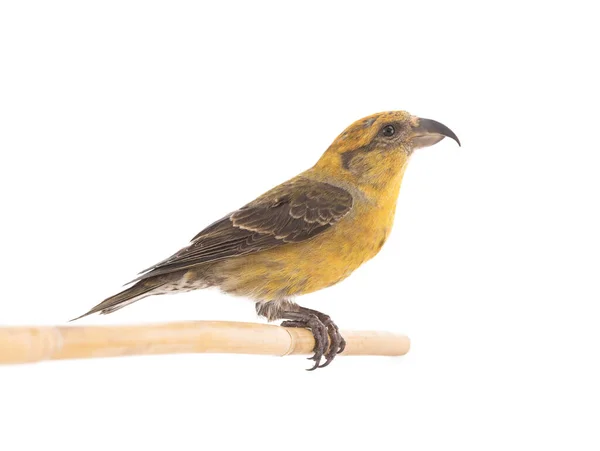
[281,307,345,370]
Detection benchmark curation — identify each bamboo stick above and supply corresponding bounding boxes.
[0,321,410,365]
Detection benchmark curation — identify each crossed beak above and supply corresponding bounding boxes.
[412,118,461,149]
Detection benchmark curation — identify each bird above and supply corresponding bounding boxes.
[73,110,460,370]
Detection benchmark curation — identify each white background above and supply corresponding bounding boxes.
[1,1,598,450]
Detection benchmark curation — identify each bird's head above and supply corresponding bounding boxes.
[313,111,460,191]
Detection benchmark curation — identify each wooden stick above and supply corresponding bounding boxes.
[0,321,410,365]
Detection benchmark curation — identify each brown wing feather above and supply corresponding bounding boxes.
[135,177,353,281]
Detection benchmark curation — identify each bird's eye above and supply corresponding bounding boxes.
[381,125,395,137]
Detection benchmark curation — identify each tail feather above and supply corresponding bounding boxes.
[70,280,166,321]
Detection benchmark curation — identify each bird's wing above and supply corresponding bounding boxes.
[135,177,353,281]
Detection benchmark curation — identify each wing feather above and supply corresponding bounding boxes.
[135,177,353,281]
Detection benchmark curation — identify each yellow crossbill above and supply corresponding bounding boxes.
[74,111,460,369]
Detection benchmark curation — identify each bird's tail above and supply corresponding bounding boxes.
[70,279,167,321]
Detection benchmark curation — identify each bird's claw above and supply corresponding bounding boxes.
[318,317,346,368]
[280,308,345,370]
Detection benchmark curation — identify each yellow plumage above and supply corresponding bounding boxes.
[215,164,408,300]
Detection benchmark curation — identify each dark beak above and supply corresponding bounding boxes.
[412,118,461,149]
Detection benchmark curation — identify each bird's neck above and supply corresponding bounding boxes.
[306,157,410,206]
[359,162,408,209]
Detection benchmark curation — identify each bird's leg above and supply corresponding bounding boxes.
[256,300,344,370]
